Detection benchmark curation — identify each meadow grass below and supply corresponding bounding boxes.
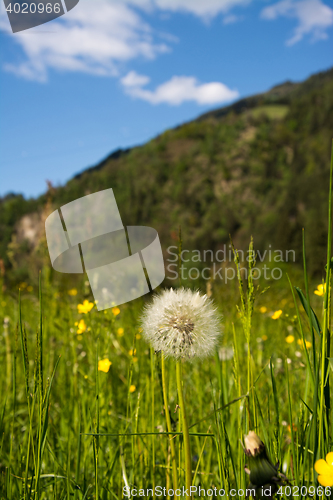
[0,144,333,499]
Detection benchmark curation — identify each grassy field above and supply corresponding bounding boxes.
[0,148,333,499]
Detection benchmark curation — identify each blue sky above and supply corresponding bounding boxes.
[0,0,332,198]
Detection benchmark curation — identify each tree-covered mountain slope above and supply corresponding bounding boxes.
[1,67,333,281]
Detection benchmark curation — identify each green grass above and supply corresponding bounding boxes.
[248,105,289,120]
[0,146,332,499]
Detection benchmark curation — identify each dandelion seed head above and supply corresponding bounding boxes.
[140,288,222,361]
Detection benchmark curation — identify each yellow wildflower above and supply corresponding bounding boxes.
[68,288,78,296]
[76,319,87,334]
[112,306,120,316]
[260,306,267,314]
[271,310,282,320]
[77,300,94,314]
[315,452,333,486]
[129,385,136,393]
[297,339,312,349]
[133,357,138,363]
[136,333,142,340]
[117,327,124,337]
[129,349,137,356]
[286,335,294,344]
[314,283,326,297]
[262,335,268,341]
[98,358,112,373]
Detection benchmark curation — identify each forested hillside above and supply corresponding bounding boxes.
[1,67,333,282]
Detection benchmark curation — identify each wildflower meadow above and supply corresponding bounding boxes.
[1,143,333,499]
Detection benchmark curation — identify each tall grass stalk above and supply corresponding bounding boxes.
[231,237,256,430]
[318,140,333,458]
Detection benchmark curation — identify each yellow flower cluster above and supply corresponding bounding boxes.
[75,319,87,334]
[285,336,311,349]
[297,338,312,349]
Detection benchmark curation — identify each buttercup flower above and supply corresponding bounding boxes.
[285,335,294,344]
[260,306,267,313]
[117,327,124,337]
[129,384,136,393]
[271,310,282,320]
[314,283,326,297]
[77,300,94,314]
[315,453,333,486]
[68,288,78,296]
[98,358,112,373]
[140,288,221,360]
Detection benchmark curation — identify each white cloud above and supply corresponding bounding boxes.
[121,70,151,87]
[128,0,251,19]
[261,0,333,45]
[1,0,169,82]
[223,14,242,24]
[121,72,239,105]
[2,0,331,83]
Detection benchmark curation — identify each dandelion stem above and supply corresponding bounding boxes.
[161,353,179,492]
[176,361,192,495]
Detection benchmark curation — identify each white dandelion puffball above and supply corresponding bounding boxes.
[141,288,222,360]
